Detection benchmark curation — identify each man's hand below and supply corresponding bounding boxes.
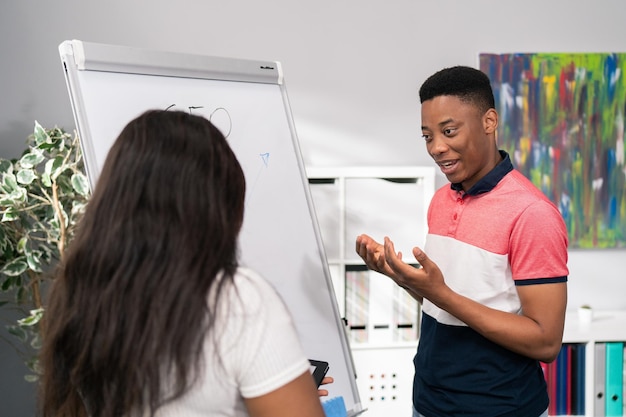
[355,234,397,278]
[356,234,429,302]
[382,236,448,305]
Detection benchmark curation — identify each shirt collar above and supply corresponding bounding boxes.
[450,150,513,196]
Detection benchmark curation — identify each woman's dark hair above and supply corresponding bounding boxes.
[419,65,496,114]
[39,110,246,417]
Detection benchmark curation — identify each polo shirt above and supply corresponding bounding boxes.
[413,151,568,417]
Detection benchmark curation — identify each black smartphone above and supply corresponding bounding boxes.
[309,359,330,387]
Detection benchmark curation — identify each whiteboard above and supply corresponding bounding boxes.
[59,40,362,415]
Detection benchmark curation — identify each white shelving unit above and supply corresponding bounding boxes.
[307,166,435,417]
[561,309,626,417]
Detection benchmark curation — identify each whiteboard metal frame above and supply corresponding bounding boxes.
[58,40,363,415]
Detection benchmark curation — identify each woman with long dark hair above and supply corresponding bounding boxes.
[39,110,326,417]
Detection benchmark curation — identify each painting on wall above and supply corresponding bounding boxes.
[479,53,626,249]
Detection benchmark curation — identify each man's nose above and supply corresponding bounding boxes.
[428,135,448,157]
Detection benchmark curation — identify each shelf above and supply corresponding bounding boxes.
[563,310,626,343]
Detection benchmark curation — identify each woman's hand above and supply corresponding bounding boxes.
[317,376,334,397]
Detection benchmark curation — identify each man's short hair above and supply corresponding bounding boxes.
[419,66,496,114]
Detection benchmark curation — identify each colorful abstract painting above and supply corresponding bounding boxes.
[479,53,626,248]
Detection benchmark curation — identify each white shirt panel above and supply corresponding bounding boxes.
[422,235,521,327]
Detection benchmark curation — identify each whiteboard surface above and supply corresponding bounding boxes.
[59,40,361,414]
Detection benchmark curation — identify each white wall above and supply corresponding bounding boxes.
[1,1,625,414]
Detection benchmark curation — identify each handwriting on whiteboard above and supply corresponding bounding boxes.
[165,104,232,138]
[165,104,271,204]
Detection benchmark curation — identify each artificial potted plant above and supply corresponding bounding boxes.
[0,122,90,380]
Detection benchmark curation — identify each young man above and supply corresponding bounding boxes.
[356,66,568,417]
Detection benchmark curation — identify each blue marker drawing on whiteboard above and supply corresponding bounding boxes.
[245,152,270,207]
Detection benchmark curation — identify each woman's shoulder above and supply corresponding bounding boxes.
[222,267,285,312]
[233,267,277,293]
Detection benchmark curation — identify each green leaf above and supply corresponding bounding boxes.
[41,172,52,187]
[17,237,27,253]
[8,328,27,344]
[7,325,28,342]
[17,308,44,327]
[56,175,73,194]
[71,200,88,217]
[0,257,28,276]
[30,332,42,350]
[15,282,25,302]
[33,121,51,145]
[2,172,18,193]
[71,172,90,196]
[8,187,28,205]
[0,196,15,206]
[44,156,65,181]
[25,252,43,273]
[24,374,39,383]
[16,169,36,185]
[1,207,20,222]
[1,276,14,291]
[19,150,45,169]
[26,356,42,374]
[0,159,13,175]
[37,142,56,152]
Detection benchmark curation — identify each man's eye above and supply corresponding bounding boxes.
[443,128,455,136]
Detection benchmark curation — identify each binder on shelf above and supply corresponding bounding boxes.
[596,342,607,417]
[546,358,558,415]
[345,266,420,345]
[623,344,626,417]
[345,266,370,344]
[555,344,571,415]
[570,344,585,415]
[605,342,624,416]
[366,269,394,344]
[392,283,420,341]
[566,344,572,415]
[544,343,586,415]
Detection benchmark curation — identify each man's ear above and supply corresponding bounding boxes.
[483,108,498,134]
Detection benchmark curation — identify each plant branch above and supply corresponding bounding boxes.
[28,270,44,337]
[51,181,67,259]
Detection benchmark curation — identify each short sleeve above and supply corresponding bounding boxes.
[509,199,569,282]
